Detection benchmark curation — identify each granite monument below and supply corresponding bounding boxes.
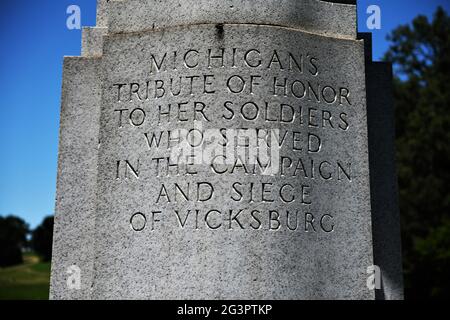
[51,0,403,300]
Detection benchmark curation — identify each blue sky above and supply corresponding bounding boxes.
[0,0,449,229]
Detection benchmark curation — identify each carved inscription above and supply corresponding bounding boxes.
[108,48,355,234]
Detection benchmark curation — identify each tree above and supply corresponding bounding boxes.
[384,6,450,299]
[31,216,54,262]
[0,215,29,267]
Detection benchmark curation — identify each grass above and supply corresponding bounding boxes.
[0,252,50,300]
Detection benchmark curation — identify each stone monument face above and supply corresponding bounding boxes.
[51,0,403,300]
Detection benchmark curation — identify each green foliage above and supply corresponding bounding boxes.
[0,216,53,299]
[384,6,450,299]
[414,219,450,298]
[31,216,54,262]
[0,216,29,267]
